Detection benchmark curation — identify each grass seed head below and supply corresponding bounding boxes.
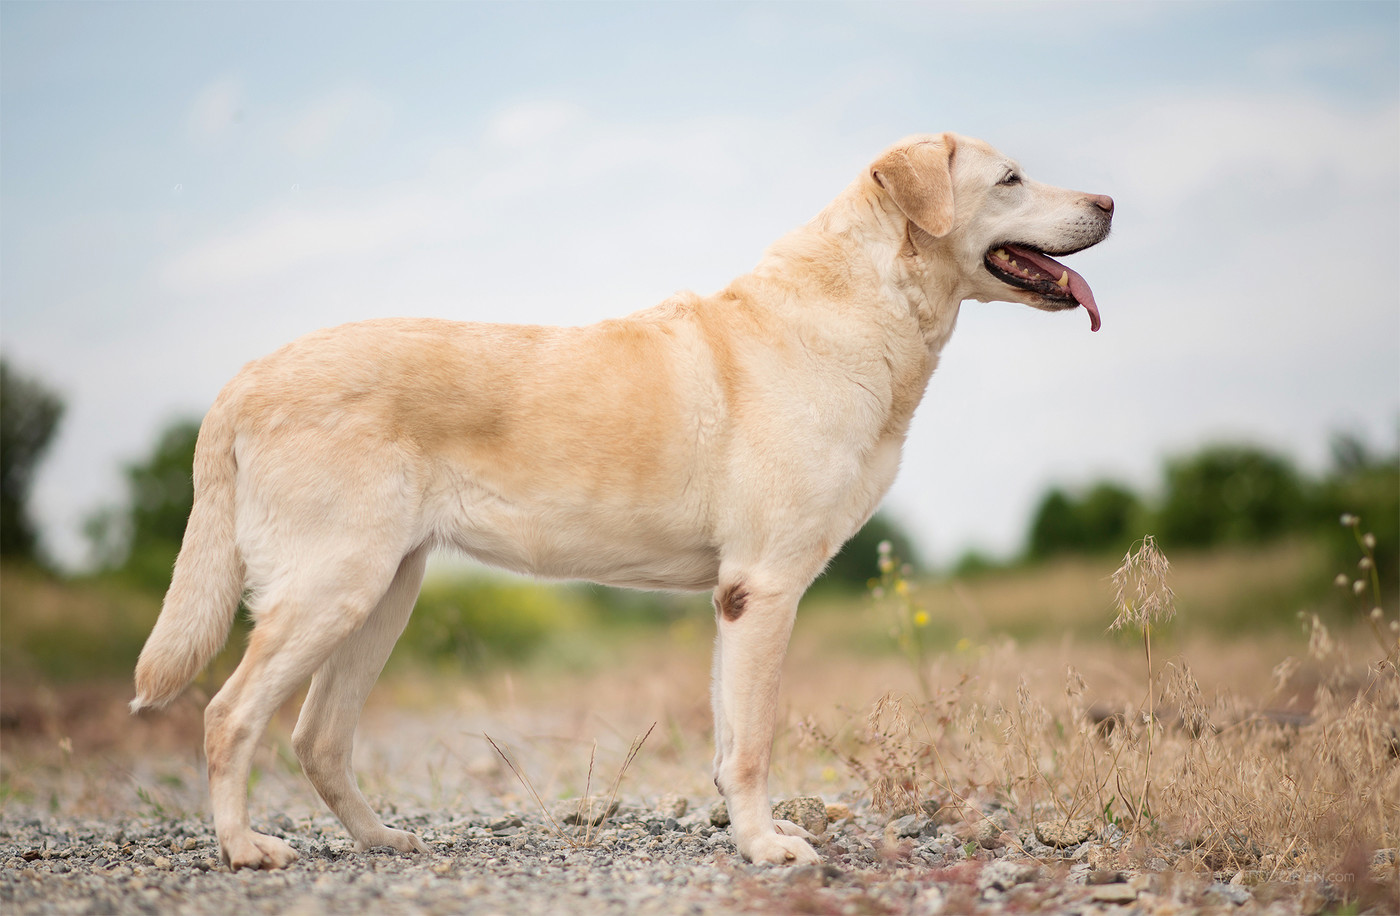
[1110,535,1176,632]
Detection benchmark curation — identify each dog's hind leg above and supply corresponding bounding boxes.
[291,546,429,854]
[204,553,404,870]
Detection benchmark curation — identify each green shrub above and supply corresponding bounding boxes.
[1027,482,1142,559]
[398,576,599,667]
[1155,445,1309,549]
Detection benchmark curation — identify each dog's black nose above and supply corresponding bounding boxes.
[1090,194,1114,215]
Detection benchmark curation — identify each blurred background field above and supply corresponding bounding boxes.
[2,359,1395,687]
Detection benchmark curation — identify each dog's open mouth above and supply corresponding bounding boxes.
[984,244,1101,332]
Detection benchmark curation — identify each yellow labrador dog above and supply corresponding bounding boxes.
[132,133,1112,870]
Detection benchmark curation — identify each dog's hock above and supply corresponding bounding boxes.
[870,134,957,238]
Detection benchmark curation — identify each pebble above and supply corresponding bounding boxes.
[979,859,1038,893]
[887,814,928,839]
[1034,819,1094,848]
[1090,883,1140,904]
[655,794,688,819]
[974,817,1006,849]
[1202,882,1253,906]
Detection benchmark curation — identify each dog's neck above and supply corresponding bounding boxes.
[805,178,964,352]
[735,179,965,442]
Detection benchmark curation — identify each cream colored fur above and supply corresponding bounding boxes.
[131,133,1112,869]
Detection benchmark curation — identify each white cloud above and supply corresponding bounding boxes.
[160,195,443,293]
[484,100,587,149]
[284,87,393,158]
[467,101,762,204]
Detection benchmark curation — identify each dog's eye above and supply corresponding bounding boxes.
[998,172,1021,187]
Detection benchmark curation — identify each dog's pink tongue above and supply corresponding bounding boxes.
[1003,244,1102,332]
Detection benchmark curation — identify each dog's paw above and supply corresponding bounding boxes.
[773,819,820,843]
[221,831,299,870]
[739,829,821,866]
[353,827,429,855]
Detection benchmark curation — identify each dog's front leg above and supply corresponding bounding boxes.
[711,578,820,865]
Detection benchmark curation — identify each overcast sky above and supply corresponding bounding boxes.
[2,1,1397,572]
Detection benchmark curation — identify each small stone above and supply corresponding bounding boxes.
[1035,819,1094,848]
[975,819,1006,849]
[555,796,620,827]
[709,801,730,827]
[887,814,927,839]
[1087,869,1126,885]
[151,856,171,869]
[655,794,688,819]
[486,815,523,832]
[771,797,827,837]
[1202,882,1252,906]
[1091,883,1139,904]
[824,802,854,822]
[978,859,1037,892]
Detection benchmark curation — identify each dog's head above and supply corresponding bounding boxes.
[869,133,1113,331]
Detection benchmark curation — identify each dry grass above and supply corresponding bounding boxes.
[798,534,1400,911]
[485,723,656,847]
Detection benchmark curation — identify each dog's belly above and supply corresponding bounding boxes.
[430,489,721,591]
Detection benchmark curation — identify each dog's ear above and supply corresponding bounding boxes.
[870,135,957,238]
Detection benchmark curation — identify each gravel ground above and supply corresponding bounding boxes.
[7,794,1378,915]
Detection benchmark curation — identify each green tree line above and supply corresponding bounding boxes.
[1022,439,1398,583]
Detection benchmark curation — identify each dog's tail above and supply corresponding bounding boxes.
[130,394,243,713]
